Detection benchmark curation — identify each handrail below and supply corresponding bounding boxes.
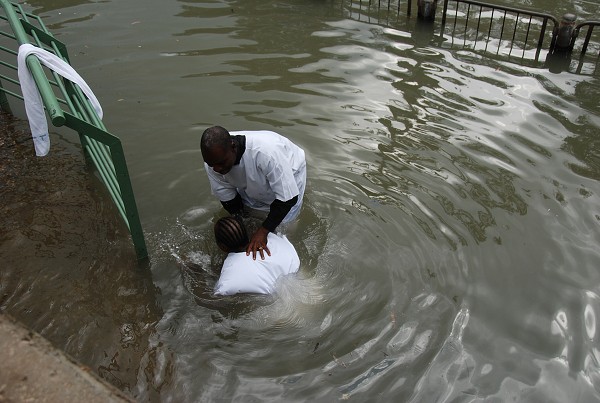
[0,1,65,126]
[0,0,148,260]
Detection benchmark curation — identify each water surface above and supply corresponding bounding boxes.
[1,0,599,401]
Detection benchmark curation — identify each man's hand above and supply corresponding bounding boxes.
[246,226,271,260]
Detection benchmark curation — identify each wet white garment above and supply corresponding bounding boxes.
[17,44,103,156]
[214,232,300,296]
[205,130,306,223]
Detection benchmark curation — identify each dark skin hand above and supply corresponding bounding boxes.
[246,226,271,260]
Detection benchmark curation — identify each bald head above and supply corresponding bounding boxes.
[201,125,237,175]
[201,126,231,152]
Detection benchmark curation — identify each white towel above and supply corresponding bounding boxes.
[17,43,103,156]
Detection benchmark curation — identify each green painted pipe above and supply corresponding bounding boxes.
[0,0,65,126]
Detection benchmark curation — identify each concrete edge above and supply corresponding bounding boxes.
[0,312,135,402]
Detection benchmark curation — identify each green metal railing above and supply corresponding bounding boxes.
[0,0,148,260]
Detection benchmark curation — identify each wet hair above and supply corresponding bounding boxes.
[214,216,248,251]
[201,125,231,152]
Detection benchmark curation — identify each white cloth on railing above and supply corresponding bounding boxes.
[17,43,103,157]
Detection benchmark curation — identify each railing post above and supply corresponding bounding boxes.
[555,13,577,51]
[417,0,438,21]
[111,141,148,261]
[440,0,449,36]
[546,13,576,73]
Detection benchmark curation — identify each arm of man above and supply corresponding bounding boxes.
[221,193,244,216]
[247,195,298,260]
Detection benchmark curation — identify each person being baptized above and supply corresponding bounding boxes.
[213,216,299,296]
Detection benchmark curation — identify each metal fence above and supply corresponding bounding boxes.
[339,0,599,74]
[438,0,599,73]
[439,0,558,62]
[571,21,600,74]
[0,0,148,260]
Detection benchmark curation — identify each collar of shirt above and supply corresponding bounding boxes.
[232,135,246,165]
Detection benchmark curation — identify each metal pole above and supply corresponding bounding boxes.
[417,0,438,20]
[555,13,577,51]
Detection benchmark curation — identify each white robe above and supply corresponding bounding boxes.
[214,232,300,296]
[17,44,103,156]
[204,130,306,223]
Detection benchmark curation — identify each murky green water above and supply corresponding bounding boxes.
[1,0,600,401]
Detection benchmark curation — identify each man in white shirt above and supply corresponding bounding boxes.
[213,216,300,296]
[201,126,306,260]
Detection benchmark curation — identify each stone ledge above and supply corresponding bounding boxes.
[0,313,134,403]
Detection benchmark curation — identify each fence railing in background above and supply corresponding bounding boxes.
[571,21,600,74]
[345,0,409,27]
[340,0,599,74]
[0,0,148,260]
[574,21,600,58]
[437,0,599,74]
[439,0,558,62]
